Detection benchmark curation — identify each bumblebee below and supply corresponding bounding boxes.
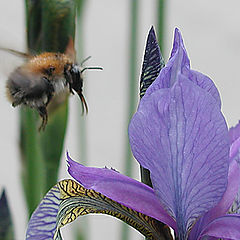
[2,43,102,130]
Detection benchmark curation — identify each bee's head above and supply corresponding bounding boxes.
[65,62,103,114]
[69,64,88,113]
[70,64,83,93]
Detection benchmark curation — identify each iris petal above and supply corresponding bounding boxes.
[26,179,172,240]
[145,29,221,107]
[26,184,60,240]
[129,75,229,237]
[229,121,240,163]
[199,214,240,240]
[229,121,240,143]
[67,154,176,229]
[189,159,240,239]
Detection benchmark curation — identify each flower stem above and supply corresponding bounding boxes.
[23,0,76,217]
[122,1,139,240]
[156,0,166,56]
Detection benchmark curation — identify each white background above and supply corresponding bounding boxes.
[0,1,240,239]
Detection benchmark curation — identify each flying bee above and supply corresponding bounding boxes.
[1,41,102,130]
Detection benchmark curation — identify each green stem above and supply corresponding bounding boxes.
[20,109,44,217]
[75,1,89,240]
[156,0,166,56]
[23,1,45,217]
[23,0,76,217]
[76,0,88,165]
[122,1,138,240]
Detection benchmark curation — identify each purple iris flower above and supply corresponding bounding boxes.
[67,28,240,239]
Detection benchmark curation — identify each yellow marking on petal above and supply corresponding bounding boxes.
[54,179,172,240]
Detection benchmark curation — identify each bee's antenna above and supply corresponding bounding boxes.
[81,67,103,73]
[81,56,92,66]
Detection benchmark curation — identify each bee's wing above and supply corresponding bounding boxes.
[0,48,31,59]
[0,48,32,81]
[7,67,48,104]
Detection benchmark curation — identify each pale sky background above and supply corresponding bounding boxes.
[1,1,240,240]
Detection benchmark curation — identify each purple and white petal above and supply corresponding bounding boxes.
[199,214,240,240]
[129,74,229,237]
[67,154,176,230]
[26,185,60,240]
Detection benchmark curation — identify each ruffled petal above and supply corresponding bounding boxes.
[129,75,229,238]
[145,28,221,106]
[67,154,176,230]
[199,214,240,240]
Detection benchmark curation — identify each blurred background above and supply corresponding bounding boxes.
[0,0,240,239]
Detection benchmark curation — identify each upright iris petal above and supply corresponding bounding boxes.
[129,29,230,238]
[145,29,221,107]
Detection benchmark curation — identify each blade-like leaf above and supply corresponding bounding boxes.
[39,0,76,193]
[26,179,170,240]
[23,0,76,216]
[0,190,15,240]
[39,98,69,190]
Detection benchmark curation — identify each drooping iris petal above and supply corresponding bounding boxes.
[67,154,176,229]
[199,215,240,240]
[145,29,221,107]
[189,159,240,240]
[26,184,61,240]
[129,75,229,238]
[26,179,173,240]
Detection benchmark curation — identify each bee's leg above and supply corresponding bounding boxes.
[37,106,48,131]
[64,67,74,94]
[42,77,54,106]
[12,100,22,107]
[46,92,53,106]
[11,92,25,107]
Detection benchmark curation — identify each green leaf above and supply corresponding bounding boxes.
[22,0,76,217]
[26,179,169,240]
[41,0,76,52]
[0,190,15,240]
[39,99,69,190]
[20,108,45,216]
